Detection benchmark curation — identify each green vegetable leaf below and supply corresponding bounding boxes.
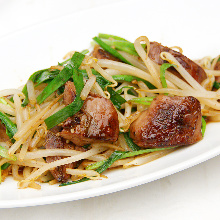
[45,95,84,130]
[96,151,125,174]
[213,81,220,90]
[0,98,10,106]
[81,70,126,109]
[98,33,130,42]
[81,69,111,89]
[59,177,90,187]
[0,112,17,139]
[120,147,175,159]
[59,151,125,186]
[1,162,11,170]
[116,86,134,94]
[36,64,73,104]
[0,146,17,161]
[45,54,85,129]
[129,97,154,105]
[22,69,48,106]
[160,63,176,95]
[123,132,140,151]
[35,69,60,87]
[112,75,156,90]
[107,87,126,110]
[93,36,132,65]
[86,160,104,171]
[81,49,90,55]
[61,146,176,186]
[70,52,85,69]
[201,117,206,137]
[86,147,176,170]
[82,144,90,149]
[103,40,138,56]
[37,52,85,104]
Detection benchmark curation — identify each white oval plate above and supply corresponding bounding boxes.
[0,0,220,208]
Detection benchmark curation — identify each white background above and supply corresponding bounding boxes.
[1,0,220,219]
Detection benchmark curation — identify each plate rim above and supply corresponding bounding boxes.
[0,0,220,208]
[1,145,220,209]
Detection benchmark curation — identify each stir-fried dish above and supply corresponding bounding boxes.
[0,34,219,189]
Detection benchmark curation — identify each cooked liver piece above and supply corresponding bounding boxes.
[149,42,207,84]
[64,81,76,105]
[214,59,220,82]
[214,60,220,70]
[130,95,202,148]
[0,122,10,142]
[91,45,120,61]
[59,93,119,146]
[59,81,119,146]
[45,131,85,183]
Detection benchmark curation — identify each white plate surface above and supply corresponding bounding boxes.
[0,0,220,208]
